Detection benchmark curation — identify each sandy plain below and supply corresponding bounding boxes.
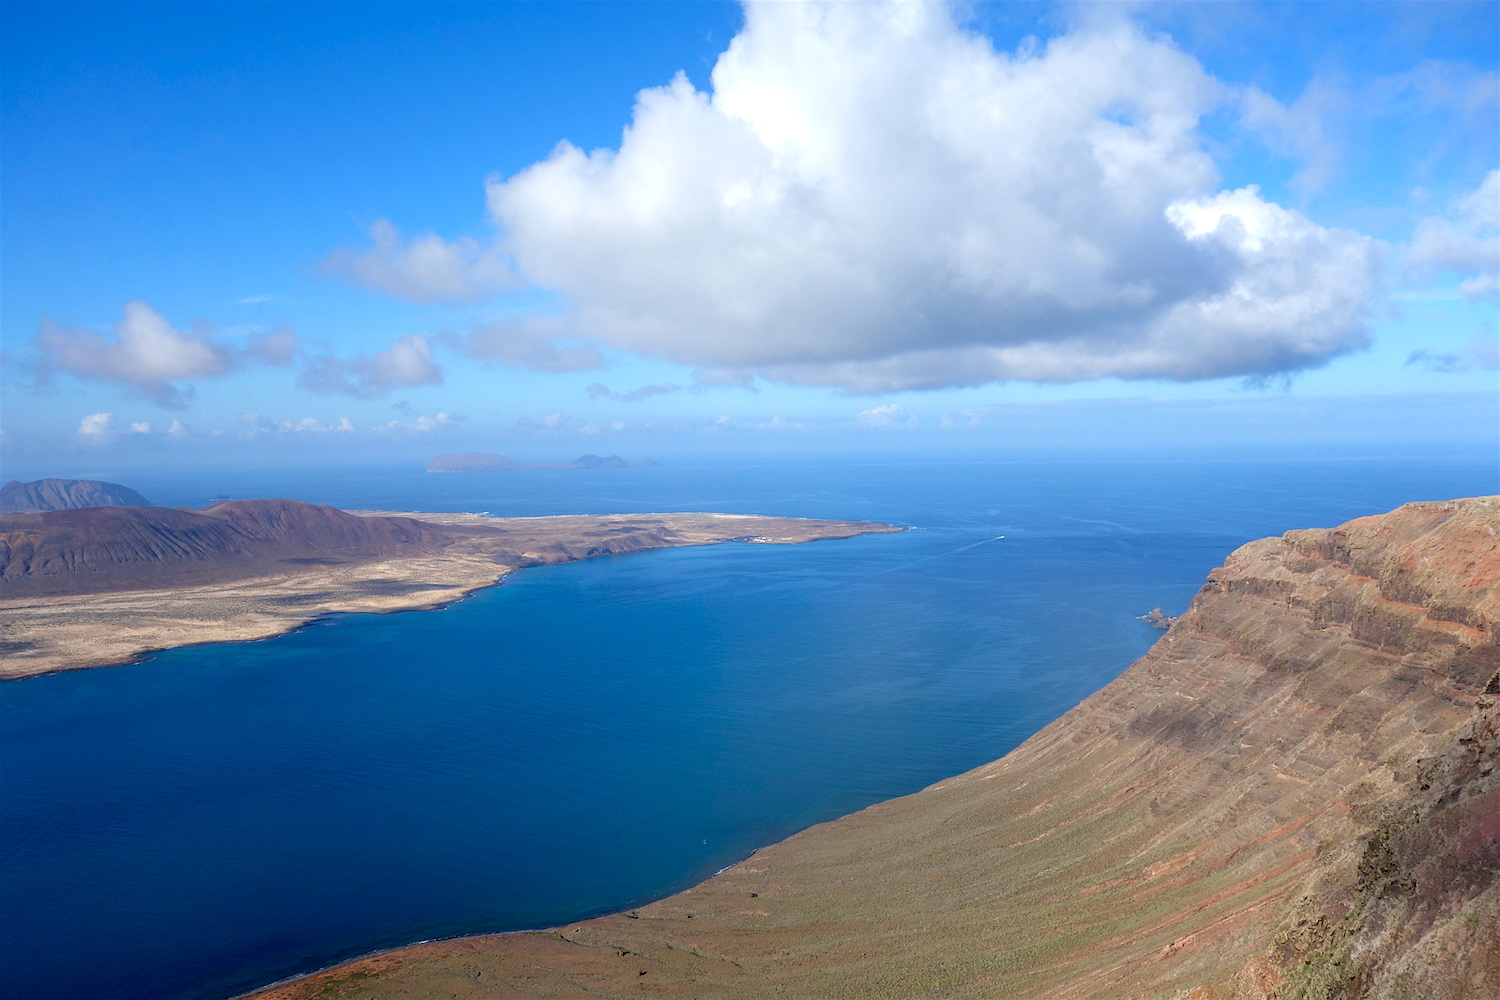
[0,510,901,680]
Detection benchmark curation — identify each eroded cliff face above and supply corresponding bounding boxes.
[250,498,1500,1000]
[1233,499,1500,1000]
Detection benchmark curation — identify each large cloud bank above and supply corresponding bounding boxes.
[462,2,1382,391]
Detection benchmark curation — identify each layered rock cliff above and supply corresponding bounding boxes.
[251,497,1500,1000]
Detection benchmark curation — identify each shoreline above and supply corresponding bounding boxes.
[240,496,1500,1000]
[0,560,514,682]
[237,840,776,1000]
[0,510,902,680]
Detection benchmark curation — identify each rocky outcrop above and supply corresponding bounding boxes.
[248,496,1500,1000]
[0,478,151,512]
[1250,687,1499,999]
[1139,605,1179,628]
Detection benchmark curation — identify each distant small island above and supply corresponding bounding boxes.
[427,453,656,473]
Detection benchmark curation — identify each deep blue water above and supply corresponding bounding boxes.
[1,457,1494,1000]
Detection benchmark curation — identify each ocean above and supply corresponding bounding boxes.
[1,456,1493,999]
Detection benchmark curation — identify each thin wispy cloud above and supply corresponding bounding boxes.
[586,382,681,402]
[1408,169,1499,299]
[441,318,605,372]
[1406,331,1500,373]
[1239,78,1347,200]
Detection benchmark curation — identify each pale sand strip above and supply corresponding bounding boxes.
[0,555,510,680]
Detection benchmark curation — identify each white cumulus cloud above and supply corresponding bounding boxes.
[32,302,302,407]
[37,301,233,407]
[857,403,916,427]
[298,333,444,398]
[242,413,341,435]
[323,219,514,303]
[374,411,454,434]
[467,1,1382,391]
[76,412,115,444]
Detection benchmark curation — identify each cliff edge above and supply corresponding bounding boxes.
[250,496,1500,1000]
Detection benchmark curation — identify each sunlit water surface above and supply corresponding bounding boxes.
[2,458,1493,999]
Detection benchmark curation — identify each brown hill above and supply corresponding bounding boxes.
[249,497,1500,1000]
[0,478,151,512]
[0,499,450,598]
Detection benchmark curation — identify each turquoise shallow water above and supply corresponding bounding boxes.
[1,458,1493,999]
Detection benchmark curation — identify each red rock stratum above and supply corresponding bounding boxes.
[250,497,1500,1000]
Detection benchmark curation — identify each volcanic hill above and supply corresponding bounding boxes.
[250,496,1500,1000]
[0,500,450,597]
[0,477,151,512]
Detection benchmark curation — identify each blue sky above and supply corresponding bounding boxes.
[2,0,1496,474]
